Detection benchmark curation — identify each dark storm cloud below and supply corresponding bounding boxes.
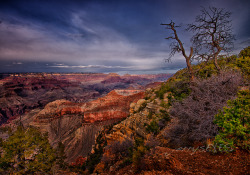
[0,0,249,73]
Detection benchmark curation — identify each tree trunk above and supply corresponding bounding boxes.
[214,57,221,73]
[186,57,194,81]
[214,48,221,73]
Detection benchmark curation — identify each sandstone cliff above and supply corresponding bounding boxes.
[11,90,144,163]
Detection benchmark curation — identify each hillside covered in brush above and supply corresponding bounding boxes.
[79,47,250,174]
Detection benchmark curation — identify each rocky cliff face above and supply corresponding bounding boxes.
[97,87,166,145]
[33,90,144,123]
[10,89,144,162]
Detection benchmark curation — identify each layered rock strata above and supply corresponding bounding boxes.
[13,90,144,162]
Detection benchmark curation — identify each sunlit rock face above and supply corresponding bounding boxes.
[16,90,144,162]
[33,90,144,123]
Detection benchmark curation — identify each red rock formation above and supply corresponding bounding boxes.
[22,89,144,162]
[34,90,144,124]
[83,90,144,123]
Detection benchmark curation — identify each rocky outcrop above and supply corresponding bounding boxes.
[88,86,172,173]
[34,90,144,124]
[12,89,144,162]
[102,88,168,145]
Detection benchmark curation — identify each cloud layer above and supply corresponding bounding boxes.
[0,0,249,73]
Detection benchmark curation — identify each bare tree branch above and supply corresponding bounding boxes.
[161,21,195,81]
[187,7,235,73]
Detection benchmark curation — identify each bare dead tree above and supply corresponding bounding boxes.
[161,21,194,81]
[188,7,235,73]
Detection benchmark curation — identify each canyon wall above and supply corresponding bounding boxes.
[0,73,171,125]
[9,90,144,162]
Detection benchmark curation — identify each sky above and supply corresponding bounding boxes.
[0,0,249,74]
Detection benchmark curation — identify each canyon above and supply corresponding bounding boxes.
[0,72,171,162]
[0,73,171,125]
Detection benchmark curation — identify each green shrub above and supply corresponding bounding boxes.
[145,120,159,135]
[0,126,56,174]
[214,90,250,152]
[160,100,168,108]
[155,79,191,102]
[194,61,217,79]
[236,56,250,79]
[239,46,250,57]
[85,129,107,173]
[155,82,169,99]
[56,142,67,169]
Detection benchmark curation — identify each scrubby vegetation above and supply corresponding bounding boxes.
[102,136,152,172]
[0,126,56,174]
[145,119,160,135]
[214,90,250,152]
[163,47,249,150]
[165,71,243,147]
[155,79,191,102]
[88,47,249,174]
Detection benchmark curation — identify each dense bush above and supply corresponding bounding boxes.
[236,56,250,80]
[145,120,159,135]
[164,71,243,148]
[0,126,56,174]
[155,78,191,106]
[239,46,250,57]
[214,90,250,152]
[193,47,250,80]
